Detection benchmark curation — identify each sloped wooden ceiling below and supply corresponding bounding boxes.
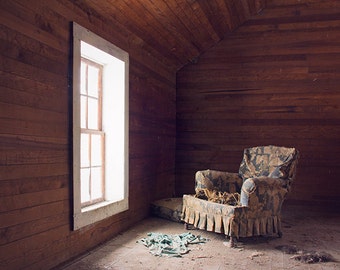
[74,0,268,70]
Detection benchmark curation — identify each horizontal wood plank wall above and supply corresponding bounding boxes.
[176,1,340,206]
[0,0,176,269]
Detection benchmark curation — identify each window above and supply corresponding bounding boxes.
[80,59,104,207]
[72,22,129,230]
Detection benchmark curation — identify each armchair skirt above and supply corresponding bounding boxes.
[182,194,282,238]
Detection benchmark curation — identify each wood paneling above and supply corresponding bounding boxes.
[0,0,175,268]
[176,0,340,205]
[79,0,266,69]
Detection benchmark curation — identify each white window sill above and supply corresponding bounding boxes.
[81,200,114,213]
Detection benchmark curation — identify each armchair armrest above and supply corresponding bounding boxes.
[195,169,243,194]
[240,177,288,216]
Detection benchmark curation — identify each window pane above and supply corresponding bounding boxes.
[88,65,99,98]
[91,167,103,200]
[81,133,90,168]
[80,96,87,128]
[80,62,87,94]
[88,97,98,130]
[80,168,90,203]
[91,134,102,166]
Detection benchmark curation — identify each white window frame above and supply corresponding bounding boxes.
[72,22,129,230]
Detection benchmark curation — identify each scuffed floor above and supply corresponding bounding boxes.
[59,205,340,270]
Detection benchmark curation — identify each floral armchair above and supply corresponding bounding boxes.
[181,145,299,247]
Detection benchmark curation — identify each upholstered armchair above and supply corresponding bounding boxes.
[181,145,299,247]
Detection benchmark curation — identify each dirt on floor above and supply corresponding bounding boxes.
[59,204,340,270]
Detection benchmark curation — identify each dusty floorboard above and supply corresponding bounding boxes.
[59,205,340,270]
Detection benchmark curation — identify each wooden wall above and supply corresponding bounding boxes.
[176,1,340,206]
[0,0,176,269]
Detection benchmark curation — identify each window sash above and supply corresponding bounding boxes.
[80,58,103,131]
[80,130,105,207]
[80,58,105,207]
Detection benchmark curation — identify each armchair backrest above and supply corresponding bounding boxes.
[238,145,299,184]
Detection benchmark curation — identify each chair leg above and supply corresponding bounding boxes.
[225,235,235,248]
[184,222,189,230]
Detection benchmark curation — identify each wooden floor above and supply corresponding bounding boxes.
[57,205,340,270]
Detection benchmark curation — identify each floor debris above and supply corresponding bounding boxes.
[275,245,335,264]
[137,232,209,257]
[290,251,335,264]
[249,251,265,259]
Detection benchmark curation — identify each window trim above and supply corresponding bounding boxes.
[72,22,129,230]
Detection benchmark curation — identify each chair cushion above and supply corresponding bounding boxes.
[239,145,298,181]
